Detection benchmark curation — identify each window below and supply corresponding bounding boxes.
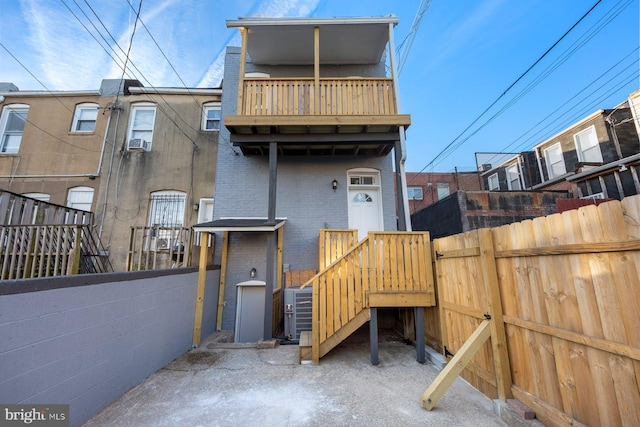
[71,103,99,132]
[437,183,450,200]
[23,193,50,202]
[352,193,373,202]
[67,186,94,211]
[574,126,603,163]
[350,175,376,185]
[202,103,221,131]
[488,173,499,191]
[407,186,423,200]
[127,103,156,150]
[506,165,521,190]
[544,144,566,179]
[148,191,186,228]
[0,104,28,154]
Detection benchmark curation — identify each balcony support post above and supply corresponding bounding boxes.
[238,27,248,114]
[264,141,278,340]
[314,26,320,114]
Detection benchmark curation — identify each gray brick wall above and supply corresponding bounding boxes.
[0,268,219,427]
[215,47,398,331]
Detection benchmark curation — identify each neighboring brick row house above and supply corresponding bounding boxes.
[479,91,640,201]
[403,171,482,214]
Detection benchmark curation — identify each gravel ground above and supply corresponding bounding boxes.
[83,330,509,427]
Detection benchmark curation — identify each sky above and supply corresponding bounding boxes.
[0,0,639,173]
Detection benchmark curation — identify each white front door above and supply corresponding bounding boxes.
[347,169,383,240]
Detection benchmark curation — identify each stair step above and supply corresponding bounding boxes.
[299,331,313,364]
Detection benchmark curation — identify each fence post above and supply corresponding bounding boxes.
[478,228,513,400]
[70,226,82,275]
[432,239,450,358]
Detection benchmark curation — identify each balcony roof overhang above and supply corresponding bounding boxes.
[226,16,398,65]
[224,114,409,156]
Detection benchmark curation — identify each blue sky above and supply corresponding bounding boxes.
[1,0,638,172]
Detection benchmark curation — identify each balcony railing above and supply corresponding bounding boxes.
[239,78,398,116]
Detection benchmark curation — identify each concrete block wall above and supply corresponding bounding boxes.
[0,267,220,427]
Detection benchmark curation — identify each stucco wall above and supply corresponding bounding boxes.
[0,267,219,427]
[214,46,397,331]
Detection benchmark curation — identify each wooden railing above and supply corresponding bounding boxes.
[0,224,112,279]
[302,231,434,363]
[240,78,398,116]
[127,226,194,271]
[318,229,358,270]
[0,190,93,225]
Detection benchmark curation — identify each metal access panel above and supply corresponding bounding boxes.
[284,286,313,341]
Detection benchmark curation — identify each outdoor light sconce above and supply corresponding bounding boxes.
[332,179,338,191]
[250,268,257,278]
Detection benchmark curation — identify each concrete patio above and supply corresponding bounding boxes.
[80,328,532,427]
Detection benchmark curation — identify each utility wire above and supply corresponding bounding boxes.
[408,0,603,183]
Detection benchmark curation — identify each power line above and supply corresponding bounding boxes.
[408,0,603,182]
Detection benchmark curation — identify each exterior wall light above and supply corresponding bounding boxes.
[332,179,338,191]
[250,268,257,278]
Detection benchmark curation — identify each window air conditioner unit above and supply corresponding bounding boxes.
[151,237,169,251]
[284,287,313,341]
[127,138,149,151]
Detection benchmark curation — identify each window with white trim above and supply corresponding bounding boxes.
[67,186,94,211]
[148,191,186,228]
[407,186,423,200]
[544,143,566,179]
[127,103,156,150]
[437,183,450,200]
[0,104,29,154]
[488,173,499,190]
[574,126,603,163]
[350,174,376,185]
[71,103,99,132]
[506,164,521,190]
[23,193,50,202]
[202,103,221,131]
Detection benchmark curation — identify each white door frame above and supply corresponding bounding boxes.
[347,168,383,240]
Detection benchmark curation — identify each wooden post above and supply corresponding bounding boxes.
[216,231,229,331]
[70,226,82,275]
[277,226,284,291]
[420,319,492,410]
[238,27,248,113]
[433,240,450,358]
[263,141,278,340]
[478,228,513,400]
[370,307,379,365]
[192,232,209,347]
[314,26,320,114]
[312,279,320,364]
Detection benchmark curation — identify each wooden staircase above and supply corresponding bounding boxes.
[300,231,435,364]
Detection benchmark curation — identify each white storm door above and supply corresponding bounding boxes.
[348,189,382,240]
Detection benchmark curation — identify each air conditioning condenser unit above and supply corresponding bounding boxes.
[284,286,313,341]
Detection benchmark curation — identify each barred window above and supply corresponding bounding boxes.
[148,191,186,228]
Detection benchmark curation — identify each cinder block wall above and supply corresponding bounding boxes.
[0,268,220,427]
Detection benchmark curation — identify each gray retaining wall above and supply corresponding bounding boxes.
[0,267,220,427]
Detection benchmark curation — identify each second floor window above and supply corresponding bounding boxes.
[488,173,499,191]
[506,165,521,190]
[0,104,29,154]
[437,183,450,200]
[128,103,156,150]
[407,186,423,200]
[202,103,221,131]
[544,144,566,179]
[71,103,99,132]
[574,126,603,163]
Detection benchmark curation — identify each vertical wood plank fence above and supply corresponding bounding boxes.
[431,196,640,427]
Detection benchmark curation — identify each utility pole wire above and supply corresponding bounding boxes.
[409,0,603,182]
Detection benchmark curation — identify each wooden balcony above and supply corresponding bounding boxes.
[225,78,411,156]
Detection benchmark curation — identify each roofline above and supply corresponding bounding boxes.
[566,153,640,181]
[128,87,222,95]
[227,16,399,28]
[533,109,604,150]
[0,90,101,97]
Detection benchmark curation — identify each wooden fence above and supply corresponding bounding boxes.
[240,78,398,116]
[0,190,92,225]
[318,229,358,270]
[431,196,640,427]
[127,226,194,271]
[0,224,111,279]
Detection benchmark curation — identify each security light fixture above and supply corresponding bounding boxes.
[250,268,257,278]
[332,179,338,191]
